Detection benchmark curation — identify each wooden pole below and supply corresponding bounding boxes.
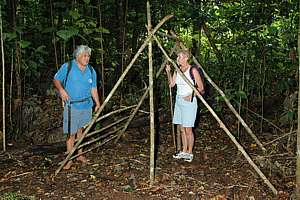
[9,51,13,128]
[170,30,266,152]
[0,4,6,152]
[153,35,277,195]
[97,0,105,99]
[58,127,123,165]
[95,105,136,123]
[296,0,300,196]
[168,83,176,152]
[84,116,129,139]
[54,14,173,177]
[147,1,155,185]
[49,0,58,69]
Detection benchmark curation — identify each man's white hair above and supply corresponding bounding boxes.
[73,45,91,58]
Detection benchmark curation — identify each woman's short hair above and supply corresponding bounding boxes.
[73,45,91,58]
[177,49,190,59]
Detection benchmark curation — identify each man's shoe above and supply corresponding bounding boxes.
[173,151,188,159]
[184,153,193,162]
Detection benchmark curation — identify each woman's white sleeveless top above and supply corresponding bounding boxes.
[176,66,194,97]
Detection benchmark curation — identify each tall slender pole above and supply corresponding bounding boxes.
[147,1,155,185]
[98,0,105,99]
[168,85,176,152]
[295,0,300,197]
[0,4,6,151]
[49,0,58,69]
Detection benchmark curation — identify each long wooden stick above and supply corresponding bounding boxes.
[153,35,278,195]
[233,99,284,134]
[82,105,135,129]
[168,84,176,152]
[264,130,296,146]
[95,105,136,123]
[295,2,300,194]
[77,126,123,150]
[49,0,58,69]
[54,14,173,177]
[84,116,129,139]
[147,1,155,185]
[170,30,266,152]
[72,134,120,161]
[59,130,123,164]
[97,0,105,99]
[0,4,6,152]
[9,51,13,128]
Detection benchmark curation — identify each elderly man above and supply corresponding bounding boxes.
[54,45,100,169]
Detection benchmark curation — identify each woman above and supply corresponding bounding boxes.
[166,49,204,162]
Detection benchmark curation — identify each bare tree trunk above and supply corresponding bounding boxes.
[295,0,300,197]
[49,0,58,69]
[113,0,126,81]
[11,0,23,135]
[237,55,247,139]
[98,0,105,99]
[147,1,155,186]
[9,51,13,128]
[260,52,266,134]
[0,4,6,151]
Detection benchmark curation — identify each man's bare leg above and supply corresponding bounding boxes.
[76,128,89,163]
[64,134,75,170]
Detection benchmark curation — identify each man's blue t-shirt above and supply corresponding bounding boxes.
[54,59,97,110]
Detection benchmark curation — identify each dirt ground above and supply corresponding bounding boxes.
[0,113,294,200]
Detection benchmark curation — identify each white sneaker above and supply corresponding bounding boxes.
[173,151,188,159]
[184,153,193,162]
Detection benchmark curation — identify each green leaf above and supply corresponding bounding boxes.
[83,28,93,35]
[268,26,278,34]
[42,27,56,33]
[287,111,294,119]
[56,27,79,41]
[3,32,17,41]
[95,27,110,34]
[83,0,90,4]
[36,45,46,53]
[235,91,247,99]
[93,37,103,42]
[19,40,31,48]
[69,10,80,20]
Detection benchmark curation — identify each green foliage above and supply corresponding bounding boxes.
[1,0,299,137]
[57,27,79,41]
[19,40,31,49]
[0,193,35,200]
[3,32,17,41]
